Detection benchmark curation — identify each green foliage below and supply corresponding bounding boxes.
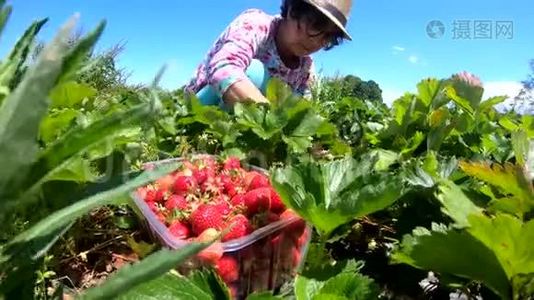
[80,245,213,299]
[271,155,405,237]
[295,260,379,300]
[393,162,534,299]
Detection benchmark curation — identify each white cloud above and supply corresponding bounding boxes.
[381,88,408,107]
[392,45,405,52]
[408,55,419,64]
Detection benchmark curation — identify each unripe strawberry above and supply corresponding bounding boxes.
[196,228,223,264]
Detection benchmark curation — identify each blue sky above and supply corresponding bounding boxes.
[1,0,533,104]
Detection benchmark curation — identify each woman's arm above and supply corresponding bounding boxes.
[205,10,272,105]
[222,79,270,105]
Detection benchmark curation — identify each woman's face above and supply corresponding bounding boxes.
[280,9,342,57]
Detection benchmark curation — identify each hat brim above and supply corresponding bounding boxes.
[302,0,352,40]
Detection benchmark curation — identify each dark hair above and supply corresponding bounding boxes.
[280,0,344,50]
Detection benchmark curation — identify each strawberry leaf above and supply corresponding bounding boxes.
[466,213,534,281]
[271,156,404,236]
[392,224,511,299]
[295,259,378,300]
[459,161,534,217]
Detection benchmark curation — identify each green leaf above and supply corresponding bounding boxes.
[417,78,441,107]
[0,2,12,39]
[295,260,378,300]
[57,20,106,83]
[266,77,292,107]
[445,86,475,116]
[81,244,211,300]
[435,180,483,228]
[511,130,529,165]
[0,18,47,88]
[0,16,75,196]
[368,149,398,171]
[459,161,534,217]
[479,96,507,112]
[247,291,283,300]
[125,236,156,259]
[271,157,404,236]
[499,116,520,132]
[28,103,156,193]
[313,273,379,300]
[467,213,534,280]
[49,81,96,108]
[45,157,96,182]
[392,226,511,299]
[39,108,80,143]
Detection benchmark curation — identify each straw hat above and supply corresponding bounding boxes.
[302,0,353,40]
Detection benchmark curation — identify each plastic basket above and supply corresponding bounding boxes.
[130,154,311,299]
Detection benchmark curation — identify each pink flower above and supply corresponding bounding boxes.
[452,71,483,87]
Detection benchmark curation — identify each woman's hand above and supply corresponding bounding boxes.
[222,79,270,106]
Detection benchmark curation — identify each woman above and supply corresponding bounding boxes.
[184,0,353,107]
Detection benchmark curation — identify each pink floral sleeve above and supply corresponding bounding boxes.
[206,10,272,97]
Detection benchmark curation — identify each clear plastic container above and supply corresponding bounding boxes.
[130,155,312,299]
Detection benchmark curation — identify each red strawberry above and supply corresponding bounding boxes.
[280,209,306,241]
[192,168,208,185]
[196,228,223,264]
[190,204,226,235]
[230,194,245,207]
[165,194,188,210]
[146,201,158,213]
[243,187,272,215]
[222,214,252,241]
[144,189,157,202]
[173,176,196,194]
[216,255,239,283]
[243,187,285,215]
[168,221,190,239]
[269,188,285,213]
[223,157,241,170]
[248,172,270,190]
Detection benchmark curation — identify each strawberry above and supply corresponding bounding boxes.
[247,172,270,190]
[156,174,175,192]
[230,194,245,207]
[145,189,164,202]
[190,203,226,235]
[192,168,208,185]
[196,228,223,264]
[156,212,167,224]
[165,194,188,210]
[222,214,251,241]
[223,157,241,170]
[136,187,148,200]
[269,188,285,213]
[280,209,306,241]
[243,187,285,215]
[146,201,158,213]
[168,221,190,239]
[243,187,272,215]
[173,175,196,194]
[216,255,239,283]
